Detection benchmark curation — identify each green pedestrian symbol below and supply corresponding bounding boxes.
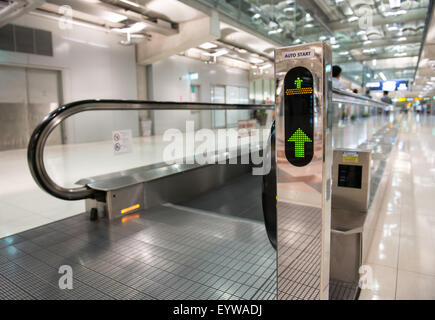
[288,128,312,158]
[294,77,303,88]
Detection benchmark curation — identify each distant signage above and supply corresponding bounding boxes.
[182,72,199,81]
[366,80,408,91]
[112,129,133,155]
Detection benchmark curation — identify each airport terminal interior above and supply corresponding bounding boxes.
[0,0,434,301]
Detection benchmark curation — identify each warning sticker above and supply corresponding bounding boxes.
[342,151,359,163]
[112,129,133,155]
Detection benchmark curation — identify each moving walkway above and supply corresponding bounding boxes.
[0,43,397,300]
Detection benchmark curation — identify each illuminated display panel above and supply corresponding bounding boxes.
[284,66,314,167]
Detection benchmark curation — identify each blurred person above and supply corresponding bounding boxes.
[363,89,372,98]
[332,65,346,90]
[380,91,393,104]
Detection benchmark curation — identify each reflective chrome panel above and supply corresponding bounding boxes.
[275,42,332,300]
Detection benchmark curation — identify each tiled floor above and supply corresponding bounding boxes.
[360,114,435,300]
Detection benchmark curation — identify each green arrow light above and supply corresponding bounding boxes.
[288,128,312,158]
[294,77,303,88]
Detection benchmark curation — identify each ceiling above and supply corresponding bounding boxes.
[190,0,433,92]
[1,0,433,95]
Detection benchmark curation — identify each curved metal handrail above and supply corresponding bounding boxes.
[27,99,274,201]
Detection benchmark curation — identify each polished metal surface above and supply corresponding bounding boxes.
[332,149,371,213]
[76,145,262,191]
[275,42,332,300]
[27,100,274,201]
[329,122,398,289]
[86,161,253,220]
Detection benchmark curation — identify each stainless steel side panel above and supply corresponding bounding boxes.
[275,42,332,300]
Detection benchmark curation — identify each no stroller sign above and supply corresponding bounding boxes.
[112,129,133,155]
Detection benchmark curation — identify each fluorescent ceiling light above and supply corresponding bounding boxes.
[363,40,372,45]
[250,57,264,64]
[389,0,401,9]
[388,25,399,31]
[119,0,140,7]
[305,23,314,28]
[379,72,387,81]
[332,44,340,49]
[330,37,336,44]
[394,52,407,57]
[397,37,407,41]
[199,42,217,49]
[284,7,295,12]
[268,28,282,35]
[104,11,127,23]
[363,48,376,54]
[338,51,349,55]
[294,38,301,44]
[348,16,358,22]
[357,30,366,35]
[112,22,146,33]
[252,13,261,19]
[259,63,272,70]
[319,35,327,41]
[202,49,228,57]
[384,10,407,16]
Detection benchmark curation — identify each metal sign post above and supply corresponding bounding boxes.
[275,42,332,300]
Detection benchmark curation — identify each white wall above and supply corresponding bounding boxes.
[0,14,138,144]
[150,55,249,134]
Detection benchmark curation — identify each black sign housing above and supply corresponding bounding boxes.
[284,66,314,167]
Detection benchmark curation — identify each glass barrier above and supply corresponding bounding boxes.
[43,108,274,189]
[196,0,327,45]
[331,93,398,150]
